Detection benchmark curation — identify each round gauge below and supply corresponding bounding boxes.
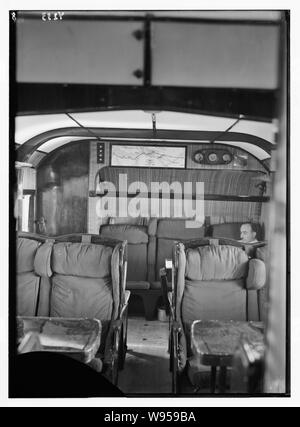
[222,153,232,163]
[193,151,204,163]
[208,152,218,163]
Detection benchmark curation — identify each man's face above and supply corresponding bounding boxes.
[240,224,256,243]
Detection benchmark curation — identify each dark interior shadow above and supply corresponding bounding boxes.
[10,352,124,398]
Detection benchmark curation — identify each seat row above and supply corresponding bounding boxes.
[99,218,265,319]
[16,227,267,392]
[166,238,267,392]
[16,232,129,385]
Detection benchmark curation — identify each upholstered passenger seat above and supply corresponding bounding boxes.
[169,240,267,391]
[16,232,130,385]
[99,218,206,319]
[17,234,53,317]
[99,224,150,289]
[99,223,158,319]
[17,237,43,316]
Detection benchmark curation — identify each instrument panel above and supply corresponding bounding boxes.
[193,148,233,165]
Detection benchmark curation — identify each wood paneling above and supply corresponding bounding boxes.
[36,142,89,236]
[87,141,270,231]
[97,167,268,196]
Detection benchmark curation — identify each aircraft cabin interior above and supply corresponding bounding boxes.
[11,10,289,398]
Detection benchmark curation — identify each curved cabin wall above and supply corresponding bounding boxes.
[36,142,89,236]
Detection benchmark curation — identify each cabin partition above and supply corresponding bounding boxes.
[17,138,271,239]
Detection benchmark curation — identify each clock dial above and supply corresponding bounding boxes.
[208,152,218,162]
[194,151,204,163]
[222,153,232,163]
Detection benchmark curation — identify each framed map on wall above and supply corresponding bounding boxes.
[110,144,186,168]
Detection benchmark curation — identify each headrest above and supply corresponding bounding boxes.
[109,217,148,226]
[100,224,148,244]
[34,241,54,277]
[183,237,243,250]
[185,245,249,281]
[54,234,120,247]
[17,238,41,273]
[157,218,205,240]
[52,242,113,278]
[17,231,46,243]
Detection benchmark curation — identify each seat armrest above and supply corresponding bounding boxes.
[122,260,128,292]
[124,290,130,305]
[120,290,131,319]
[109,319,123,385]
[171,320,182,334]
[160,267,170,315]
[246,259,266,290]
[168,291,172,306]
[170,319,182,393]
[168,292,176,320]
[111,319,122,332]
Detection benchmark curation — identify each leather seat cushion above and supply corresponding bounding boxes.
[100,224,148,281]
[100,224,148,244]
[182,279,247,325]
[17,272,40,316]
[185,245,249,281]
[17,238,40,273]
[157,218,205,240]
[17,238,41,316]
[126,243,148,281]
[50,275,113,321]
[52,243,113,278]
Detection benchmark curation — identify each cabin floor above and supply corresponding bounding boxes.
[118,316,172,395]
[117,316,197,396]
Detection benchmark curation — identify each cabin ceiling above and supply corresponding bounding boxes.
[13,11,284,118]
[15,111,275,163]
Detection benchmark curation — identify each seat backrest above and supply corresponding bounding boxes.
[181,243,250,324]
[175,241,267,324]
[50,240,122,322]
[173,242,257,368]
[99,224,149,282]
[17,232,54,316]
[155,219,205,280]
[185,244,249,281]
[50,237,125,357]
[17,237,42,316]
[16,233,127,361]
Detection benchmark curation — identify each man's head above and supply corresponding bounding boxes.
[240,223,257,243]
